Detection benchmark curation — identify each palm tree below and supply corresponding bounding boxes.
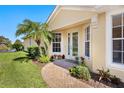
[16,19,54,54]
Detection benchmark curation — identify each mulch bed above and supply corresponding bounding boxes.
[33,61,47,69]
[79,72,124,88]
[32,60,47,70]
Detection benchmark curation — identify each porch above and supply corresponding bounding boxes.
[49,21,92,70]
[53,59,78,69]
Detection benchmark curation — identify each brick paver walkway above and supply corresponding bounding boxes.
[41,63,92,88]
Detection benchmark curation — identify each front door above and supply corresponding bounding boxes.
[67,32,78,59]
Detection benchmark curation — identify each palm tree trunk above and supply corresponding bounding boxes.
[35,40,42,54]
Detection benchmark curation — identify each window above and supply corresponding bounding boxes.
[112,13,124,64]
[72,32,78,56]
[52,33,61,52]
[85,26,90,57]
[68,33,70,55]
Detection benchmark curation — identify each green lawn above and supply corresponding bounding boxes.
[0,52,47,88]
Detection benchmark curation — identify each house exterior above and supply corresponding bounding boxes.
[23,5,124,82]
[0,43,8,52]
[23,38,37,49]
[47,5,124,82]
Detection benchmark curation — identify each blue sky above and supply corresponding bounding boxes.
[0,5,55,42]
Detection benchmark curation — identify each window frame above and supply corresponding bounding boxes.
[52,33,61,53]
[112,13,124,64]
[84,26,91,59]
[106,8,124,70]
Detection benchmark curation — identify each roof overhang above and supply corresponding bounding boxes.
[55,19,91,31]
[47,5,124,23]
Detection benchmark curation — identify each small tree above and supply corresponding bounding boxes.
[0,36,12,48]
[16,19,54,54]
[12,39,24,51]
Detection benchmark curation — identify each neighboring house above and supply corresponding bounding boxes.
[23,38,44,49]
[0,42,8,52]
[24,5,124,82]
[23,38,38,49]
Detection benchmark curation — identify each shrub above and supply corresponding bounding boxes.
[50,54,65,60]
[58,55,62,59]
[39,55,50,63]
[97,68,121,85]
[12,43,24,51]
[26,46,40,60]
[50,55,54,62]
[69,65,91,81]
[69,66,79,77]
[12,39,24,51]
[97,68,111,82]
[53,55,57,59]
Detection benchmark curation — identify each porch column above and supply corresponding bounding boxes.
[91,14,98,72]
[91,13,106,73]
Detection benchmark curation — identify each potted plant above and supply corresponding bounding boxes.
[62,54,65,59]
[75,56,82,64]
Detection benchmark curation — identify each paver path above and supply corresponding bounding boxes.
[41,63,92,88]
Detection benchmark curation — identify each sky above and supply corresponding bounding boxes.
[0,5,55,43]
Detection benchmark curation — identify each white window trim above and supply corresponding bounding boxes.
[52,32,62,54]
[106,8,124,70]
[83,25,91,60]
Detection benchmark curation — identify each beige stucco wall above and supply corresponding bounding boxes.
[48,23,92,70]
[91,12,124,82]
[91,13,106,72]
[48,9,96,30]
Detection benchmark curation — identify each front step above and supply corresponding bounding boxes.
[53,59,78,69]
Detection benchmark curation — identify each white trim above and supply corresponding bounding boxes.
[61,6,97,12]
[83,25,91,60]
[67,31,79,59]
[47,6,60,23]
[51,32,62,55]
[106,8,124,70]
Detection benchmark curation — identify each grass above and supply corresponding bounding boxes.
[0,52,47,88]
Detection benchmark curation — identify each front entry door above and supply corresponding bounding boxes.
[67,32,78,59]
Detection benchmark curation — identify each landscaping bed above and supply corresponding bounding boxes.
[68,58,124,88]
[79,72,124,88]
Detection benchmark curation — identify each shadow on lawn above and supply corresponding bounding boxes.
[13,57,30,63]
